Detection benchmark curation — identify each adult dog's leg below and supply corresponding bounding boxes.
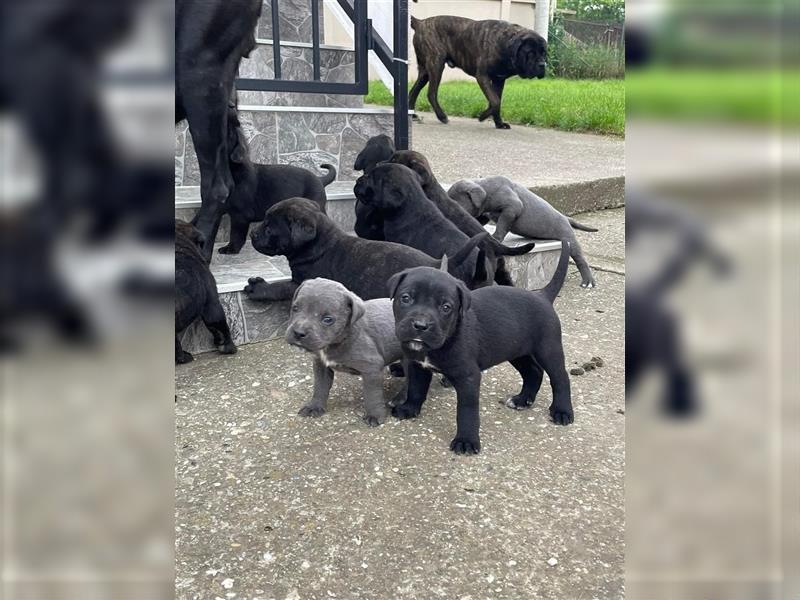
[409,67,429,116]
[219,214,249,254]
[202,294,237,354]
[505,355,544,409]
[476,76,509,129]
[426,61,449,124]
[534,343,573,425]
[183,70,235,260]
[392,360,432,419]
[175,335,193,364]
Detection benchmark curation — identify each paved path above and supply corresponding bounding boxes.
[175,209,626,599]
[409,111,625,188]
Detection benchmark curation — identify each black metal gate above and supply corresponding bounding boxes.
[236,0,409,151]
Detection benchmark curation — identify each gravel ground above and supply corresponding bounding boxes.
[175,210,625,600]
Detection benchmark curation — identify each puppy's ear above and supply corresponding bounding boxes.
[467,184,487,212]
[439,254,449,272]
[289,217,317,248]
[347,292,366,324]
[456,282,472,320]
[387,271,408,299]
[290,280,307,304]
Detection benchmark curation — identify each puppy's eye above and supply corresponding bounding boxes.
[321,315,335,325]
[441,303,453,314]
[399,293,412,305]
[291,304,299,312]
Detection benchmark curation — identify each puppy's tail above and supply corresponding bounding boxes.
[318,164,337,187]
[568,217,598,232]
[482,236,536,257]
[542,241,570,303]
[448,231,491,273]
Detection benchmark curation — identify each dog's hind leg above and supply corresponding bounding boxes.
[201,295,237,355]
[493,257,515,286]
[219,214,249,254]
[476,76,509,129]
[175,335,194,364]
[533,343,573,425]
[570,238,596,288]
[409,68,429,116]
[426,61,449,124]
[505,355,544,409]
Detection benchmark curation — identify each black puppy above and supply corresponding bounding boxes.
[218,107,335,255]
[175,220,237,364]
[244,198,494,302]
[176,0,262,257]
[389,149,515,285]
[354,163,535,288]
[409,16,547,129]
[353,135,396,241]
[388,243,572,454]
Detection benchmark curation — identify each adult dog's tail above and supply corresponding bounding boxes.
[542,241,570,303]
[568,217,598,232]
[318,164,337,187]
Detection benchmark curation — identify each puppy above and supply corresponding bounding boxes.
[388,242,573,455]
[409,16,547,128]
[448,176,598,288]
[286,278,404,426]
[244,198,495,302]
[218,107,335,255]
[353,135,396,241]
[388,149,516,285]
[175,220,237,363]
[354,163,536,288]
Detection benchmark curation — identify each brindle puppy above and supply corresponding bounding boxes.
[409,15,547,129]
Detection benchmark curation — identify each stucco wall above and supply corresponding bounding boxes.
[323,0,540,84]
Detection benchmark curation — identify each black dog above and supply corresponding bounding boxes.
[388,242,572,455]
[176,0,262,258]
[389,150,515,285]
[354,163,535,288]
[218,108,335,255]
[353,134,396,241]
[175,220,237,364]
[244,198,495,302]
[409,16,547,129]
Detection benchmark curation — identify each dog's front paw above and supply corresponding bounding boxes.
[550,405,574,425]
[176,350,194,364]
[496,122,511,130]
[362,413,386,427]
[450,436,481,455]
[504,394,533,410]
[244,276,265,293]
[580,280,596,289]
[392,403,421,420]
[298,404,326,418]
[218,245,240,255]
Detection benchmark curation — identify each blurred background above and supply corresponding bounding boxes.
[1,0,798,598]
[2,0,174,598]
[625,0,798,598]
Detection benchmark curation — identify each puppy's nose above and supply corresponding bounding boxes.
[412,320,430,332]
[293,328,308,339]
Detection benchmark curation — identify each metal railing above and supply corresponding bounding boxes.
[235,0,409,150]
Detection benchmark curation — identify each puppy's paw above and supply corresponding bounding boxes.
[580,280,596,289]
[218,245,240,255]
[449,436,481,455]
[496,122,511,130]
[504,394,533,410]
[549,405,574,425]
[298,404,326,418]
[176,351,194,365]
[391,403,421,420]
[362,413,386,427]
[219,342,237,355]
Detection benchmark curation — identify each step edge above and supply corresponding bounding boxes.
[254,38,354,52]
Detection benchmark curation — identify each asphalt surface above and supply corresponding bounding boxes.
[175,210,625,599]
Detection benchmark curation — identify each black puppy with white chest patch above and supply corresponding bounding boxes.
[389,243,573,454]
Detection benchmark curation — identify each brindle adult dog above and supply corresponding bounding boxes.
[409,16,547,129]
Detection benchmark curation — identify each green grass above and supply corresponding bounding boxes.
[365,78,625,136]
[626,68,800,126]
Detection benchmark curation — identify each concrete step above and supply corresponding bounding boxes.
[237,41,362,109]
[176,106,406,187]
[179,232,564,355]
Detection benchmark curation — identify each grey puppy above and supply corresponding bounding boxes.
[448,176,599,288]
[286,278,403,427]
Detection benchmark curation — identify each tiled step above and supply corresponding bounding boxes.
[179,232,564,355]
[176,106,407,187]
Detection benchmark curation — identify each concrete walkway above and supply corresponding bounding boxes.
[411,111,625,189]
[175,209,625,599]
